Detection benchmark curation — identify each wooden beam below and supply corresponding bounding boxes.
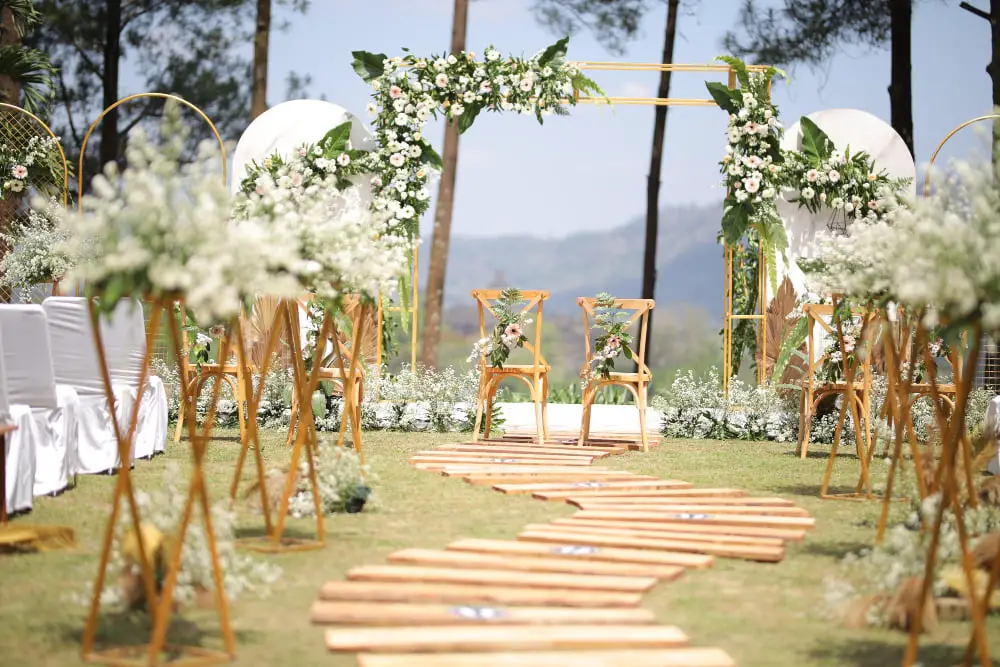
[311,601,656,626]
[325,624,689,653]
[573,509,816,531]
[517,529,784,563]
[357,648,737,667]
[345,564,658,593]
[317,580,644,608]
[446,538,715,569]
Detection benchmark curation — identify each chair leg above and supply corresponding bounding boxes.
[532,377,544,445]
[286,398,299,448]
[798,390,812,459]
[237,380,248,447]
[637,383,649,453]
[484,379,497,441]
[472,378,487,443]
[541,374,550,443]
[579,383,594,447]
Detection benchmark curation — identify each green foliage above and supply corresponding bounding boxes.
[772,315,808,384]
[31,0,311,180]
[798,116,834,162]
[531,0,652,56]
[0,0,56,114]
[586,292,635,380]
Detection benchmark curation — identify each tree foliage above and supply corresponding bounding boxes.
[531,0,652,55]
[721,0,896,67]
[28,0,309,182]
[0,0,56,114]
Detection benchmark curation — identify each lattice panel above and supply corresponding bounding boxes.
[0,104,69,303]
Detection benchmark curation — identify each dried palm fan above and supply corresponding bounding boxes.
[843,576,938,633]
[0,524,75,553]
[119,523,171,611]
[979,476,1000,507]
[325,301,380,371]
[243,295,290,370]
[971,532,1000,573]
[242,467,301,515]
[759,277,809,393]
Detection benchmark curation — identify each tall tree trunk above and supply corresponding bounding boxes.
[420,0,469,369]
[0,7,19,106]
[888,0,914,157]
[99,0,122,168]
[640,0,680,367]
[250,0,271,121]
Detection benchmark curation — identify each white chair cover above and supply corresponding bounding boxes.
[0,305,77,495]
[42,297,134,474]
[100,299,168,459]
[986,395,1000,476]
[0,326,37,513]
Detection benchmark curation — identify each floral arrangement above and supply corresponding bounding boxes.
[798,147,1000,338]
[0,197,74,295]
[351,37,603,241]
[59,102,304,323]
[818,315,864,383]
[234,160,407,308]
[96,463,282,612]
[782,117,910,235]
[0,134,62,200]
[287,437,375,517]
[706,56,788,286]
[468,287,532,368]
[585,292,635,380]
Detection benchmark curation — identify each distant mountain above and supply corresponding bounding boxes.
[420,202,725,319]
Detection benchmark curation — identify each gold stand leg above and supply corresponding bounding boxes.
[82,298,235,666]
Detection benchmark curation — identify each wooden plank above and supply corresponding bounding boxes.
[414,449,598,459]
[345,564,658,593]
[467,475,661,486]
[574,509,816,531]
[325,624,689,653]
[317,581,643,608]
[434,444,610,458]
[561,515,808,542]
[385,548,686,581]
[537,488,748,501]
[412,456,594,467]
[495,479,693,495]
[563,494,792,507]
[358,648,737,667]
[446,538,714,569]
[440,466,621,476]
[572,502,809,517]
[518,529,785,563]
[488,438,626,452]
[310,601,656,626]
[534,520,786,548]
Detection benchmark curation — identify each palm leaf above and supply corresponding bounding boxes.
[0,44,55,114]
[759,276,808,389]
[244,295,287,369]
[0,1,42,37]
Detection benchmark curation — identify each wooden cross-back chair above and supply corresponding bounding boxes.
[470,289,550,444]
[286,294,374,450]
[173,304,254,446]
[577,297,654,451]
[799,301,879,499]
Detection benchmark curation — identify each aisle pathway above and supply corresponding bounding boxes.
[310,429,815,666]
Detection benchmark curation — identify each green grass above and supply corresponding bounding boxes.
[1,430,998,666]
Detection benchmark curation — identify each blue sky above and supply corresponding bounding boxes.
[257,0,992,239]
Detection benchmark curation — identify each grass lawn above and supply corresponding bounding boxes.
[1,428,998,667]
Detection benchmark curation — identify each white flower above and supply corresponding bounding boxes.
[806,169,820,182]
[393,99,406,112]
[485,48,500,62]
[366,102,378,115]
[8,179,23,193]
[761,187,775,200]
[734,189,749,202]
[451,103,465,117]
[12,165,27,179]
[389,85,403,99]
[801,187,815,199]
[394,114,409,126]
[744,177,761,194]
[829,170,841,183]
[389,153,405,167]
[435,73,449,88]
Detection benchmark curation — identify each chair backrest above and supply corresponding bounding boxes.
[471,289,549,369]
[296,294,373,370]
[41,296,106,396]
[99,298,147,387]
[803,302,876,381]
[577,297,654,377]
[0,304,60,407]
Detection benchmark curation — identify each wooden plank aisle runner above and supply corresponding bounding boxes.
[314,435,813,665]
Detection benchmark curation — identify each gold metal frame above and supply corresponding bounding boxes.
[572,62,771,390]
[0,103,71,300]
[82,296,235,666]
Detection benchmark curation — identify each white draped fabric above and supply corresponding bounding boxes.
[99,299,168,459]
[986,395,1000,476]
[42,297,134,474]
[0,305,77,496]
[0,326,38,513]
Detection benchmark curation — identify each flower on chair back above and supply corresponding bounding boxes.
[586,292,634,380]
[467,287,531,368]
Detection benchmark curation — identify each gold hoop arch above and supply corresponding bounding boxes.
[77,92,227,206]
[0,102,70,208]
[922,113,1000,197]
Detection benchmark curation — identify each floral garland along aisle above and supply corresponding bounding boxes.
[238,37,604,329]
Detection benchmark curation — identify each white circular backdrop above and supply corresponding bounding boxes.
[230,99,375,196]
[770,108,916,302]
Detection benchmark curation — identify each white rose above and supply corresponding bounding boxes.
[829,170,841,183]
[801,187,815,199]
[366,102,378,115]
[389,153,405,167]
[435,73,449,88]
[337,153,351,167]
[393,99,406,112]
[744,177,761,194]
